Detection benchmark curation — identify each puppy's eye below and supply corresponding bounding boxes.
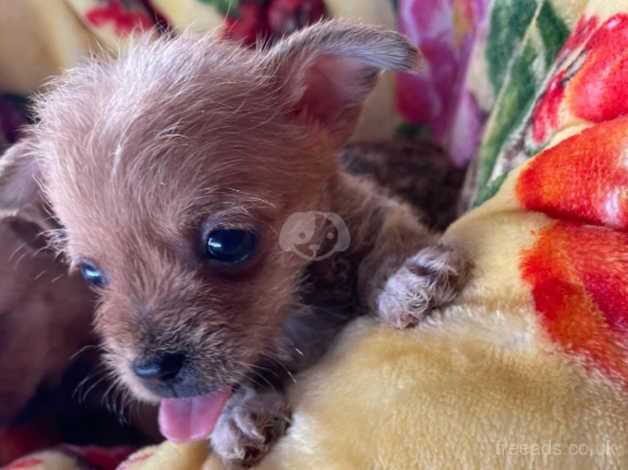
[78,261,107,288]
[205,229,258,265]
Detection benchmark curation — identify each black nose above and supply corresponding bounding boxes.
[132,353,185,384]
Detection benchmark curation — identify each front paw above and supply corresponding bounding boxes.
[211,387,291,469]
[377,244,468,328]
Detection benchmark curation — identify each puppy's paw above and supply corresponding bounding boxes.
[211,387,291,469]
[377,244,468,328]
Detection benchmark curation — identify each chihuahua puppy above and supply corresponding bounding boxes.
[1,21,467,467]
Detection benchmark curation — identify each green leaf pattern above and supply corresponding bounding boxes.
[466,0,587,207]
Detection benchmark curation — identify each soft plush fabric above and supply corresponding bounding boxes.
[2,445,134,470]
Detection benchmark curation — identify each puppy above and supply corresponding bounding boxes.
[2,22,467,467]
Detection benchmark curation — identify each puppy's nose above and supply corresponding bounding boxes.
[132,353,185,383]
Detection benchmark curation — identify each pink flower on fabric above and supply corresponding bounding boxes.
[396,0,488,166]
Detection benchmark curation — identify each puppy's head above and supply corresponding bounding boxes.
[18,21,417,439]
[0,141,95,425]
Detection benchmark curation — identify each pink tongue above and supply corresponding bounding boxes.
[159,389,230,443]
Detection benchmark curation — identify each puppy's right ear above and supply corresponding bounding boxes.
[0,138,52,250]
[0,137,40,212]
[264,20,420,144]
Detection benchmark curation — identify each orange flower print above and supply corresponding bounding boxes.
[518,118,628,386]
[520,222,627,386]
[518,117,628,229]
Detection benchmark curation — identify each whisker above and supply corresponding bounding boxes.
[33,269,48,281]
[11,250,29,270]
[70,343,102,361]
[258,351,297,384]
[74,367,109,404]
[8,242,27,264]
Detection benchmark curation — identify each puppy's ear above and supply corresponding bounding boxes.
[0,138,40,212]
[0,137,52,250]
[3,215,49,252]
[265,20,419,142]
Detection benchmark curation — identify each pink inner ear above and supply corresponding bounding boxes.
[293,55,373,129]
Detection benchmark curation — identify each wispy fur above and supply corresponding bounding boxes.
[0,220,93,425]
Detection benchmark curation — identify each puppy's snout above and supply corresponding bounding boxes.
[132,352,185,384]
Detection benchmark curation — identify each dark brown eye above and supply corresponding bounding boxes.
[205,229,258,265]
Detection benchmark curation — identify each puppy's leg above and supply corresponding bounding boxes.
[335,173,468,328]
[211,386,290,469]
[210,275,365,468]
[371,242,467,328]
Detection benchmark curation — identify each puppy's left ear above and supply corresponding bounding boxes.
[265,20,420,143]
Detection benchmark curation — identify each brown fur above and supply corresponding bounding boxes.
[338,140,465,230]
[0,21,467,467]
[0,142,96,426]
[0,217,95,425]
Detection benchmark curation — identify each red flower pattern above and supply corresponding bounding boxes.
[559,15,599,58]
[223,0,326,45]
[86,1,154,36]
[567,14,628,122]
[530,13,628,146]
[518,118,628,387]
[223,2,268,44]
[267,0,326,36]
[530,69,567,143]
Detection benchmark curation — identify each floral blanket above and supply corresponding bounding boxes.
[1,0,626,468]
